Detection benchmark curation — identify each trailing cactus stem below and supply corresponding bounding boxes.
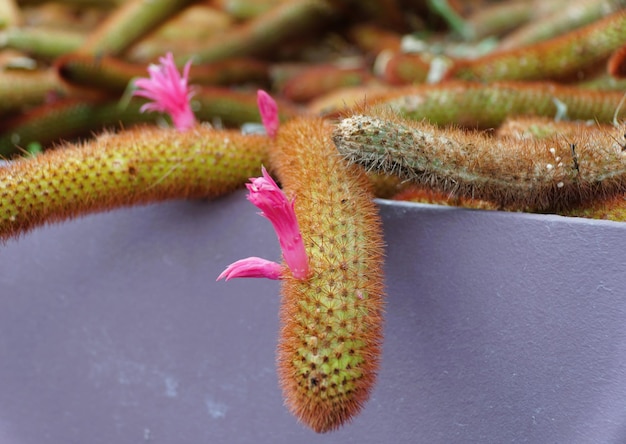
[78,0,196,56]
[270,117,385,433]
[0,125,269,241]
[370,81,626,128]
[333,111,626,211]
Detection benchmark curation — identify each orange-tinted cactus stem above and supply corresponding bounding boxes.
[281,65,374,103]
[270,117,385,433]
[347,24,402,55]
[608,44,626,78]
[380,52,432,85]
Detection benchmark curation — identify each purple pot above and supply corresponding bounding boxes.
[2,190,626,443]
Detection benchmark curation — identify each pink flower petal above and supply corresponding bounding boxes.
[257,90,279,138]
[245,167,309,280]
[217,167,309,283]
[132,52,196,131]
[216,257,283,281]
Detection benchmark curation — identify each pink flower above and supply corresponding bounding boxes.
[257,90,279,138]
[217,167,309,282]
[216,257,282,281]
[247,167,309,279]
[133,52,196,131]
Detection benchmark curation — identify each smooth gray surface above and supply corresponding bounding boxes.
[1,190,626,443]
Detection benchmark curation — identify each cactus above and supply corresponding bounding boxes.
[269,117,385,432]
[333,109,626,211]
[0,126,269,241]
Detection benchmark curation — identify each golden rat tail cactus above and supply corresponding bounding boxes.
[0,54,273,241]
[333,108,626,211]
[218,115,385,432]
[0,126,269,241]
[272,117,385,432]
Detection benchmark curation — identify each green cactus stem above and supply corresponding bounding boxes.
[0,125,270,241]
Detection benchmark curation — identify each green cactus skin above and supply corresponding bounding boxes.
[0,100,150,157]
[333,110,626,211]
[78,0,197,56]
[0,125,269,241]
[3,27,84,60]
[182,0,338,64]
[0,70,68,118]
[446,10,626,82]
[367,81,626,129]
[270,117,385,433]
[0,90,300,157]
[498,0,626,50]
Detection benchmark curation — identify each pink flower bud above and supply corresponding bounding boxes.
[257,90,279,138]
